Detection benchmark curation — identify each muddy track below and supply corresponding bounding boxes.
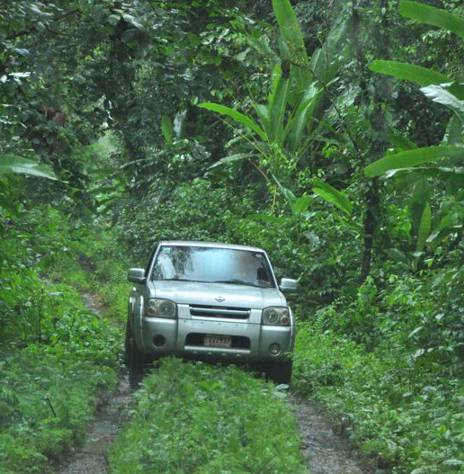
[60,294,372,473]
[58,375,132,474]
[59,385,371,474]
[58,292,134,474]
[289,395,374,474]
[58,378,371,473]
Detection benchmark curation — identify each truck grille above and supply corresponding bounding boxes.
[189,305,250,320]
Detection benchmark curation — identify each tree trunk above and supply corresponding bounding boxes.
[352,0,391,283]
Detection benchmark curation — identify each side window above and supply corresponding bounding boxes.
[145,244,158,278]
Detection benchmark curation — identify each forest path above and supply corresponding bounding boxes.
[58,376,132,474]
[289,395,373,474]
[59,295,370,474]
[58,293,133,474]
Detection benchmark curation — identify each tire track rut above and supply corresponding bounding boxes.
[58,293,133,474]
[59,376,132,474]
[289,394,374,474]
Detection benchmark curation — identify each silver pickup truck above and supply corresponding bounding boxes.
[125,241,298,386]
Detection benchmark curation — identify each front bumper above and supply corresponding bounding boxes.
[137,304,294,362]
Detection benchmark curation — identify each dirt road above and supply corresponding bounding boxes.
[289,395,373,474]
[59,294,372,474]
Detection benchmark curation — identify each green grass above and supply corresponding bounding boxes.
[110,358,307,474]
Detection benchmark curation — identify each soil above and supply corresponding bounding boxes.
[289,394,375,474]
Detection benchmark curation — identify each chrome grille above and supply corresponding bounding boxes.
[189,305,250,320]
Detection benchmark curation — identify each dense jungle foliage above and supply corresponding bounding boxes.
[1,0,464,473]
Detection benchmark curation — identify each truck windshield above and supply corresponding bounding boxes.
[151,245,275,288]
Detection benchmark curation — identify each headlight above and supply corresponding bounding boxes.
[145,298,177,318]
[262,307,290,326]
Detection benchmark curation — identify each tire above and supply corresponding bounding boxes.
[125,318,147,388]
[266,359,293,385]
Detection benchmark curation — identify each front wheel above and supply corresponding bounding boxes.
[125,318,148,388]
[266,359,293,385]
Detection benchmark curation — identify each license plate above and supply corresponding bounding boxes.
[204,335,232,348]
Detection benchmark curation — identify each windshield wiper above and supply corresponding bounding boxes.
[213,279,262,288]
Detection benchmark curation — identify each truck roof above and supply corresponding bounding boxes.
[159,240,266,253]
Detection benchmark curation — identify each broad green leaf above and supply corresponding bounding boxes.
[385,166,464,180]
[443,459,464,467]
[273,175,296,204]
[444,115,464,144]
[312,178,352,215]
[0,155,57,180]
[254,104,270,136]
[247,34,275,61]
[272,0,308,64]
[12,47,30,57]
[416,202,432,252]
[30,4,52,17]
[207,153,249,170]
[408,326,424,338]
[291,194,311,214]
[369,60,449,86]
[420,84,464,118]
[446,82,464,100]
[272,0,310,100]
[384,248,409,264]
[409,179,431,237]
[365,145,464,177]
[199,102,268,142]
[161,115,173,145]
[387,164,464,192]
[268,64,289,144]
[427,211,462,245]
[321,13,349,58]
[285,84,322,152]
[400,0,464,39]
[310,16,349,85]
[388,130,418,150]
[272,175,311,215]
[9,72,31,80]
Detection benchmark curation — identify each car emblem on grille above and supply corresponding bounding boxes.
[215,296,226,302]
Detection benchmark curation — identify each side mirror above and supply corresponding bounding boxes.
[128,268,146,284]
[280,278,298,293]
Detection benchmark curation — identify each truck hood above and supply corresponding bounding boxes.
[149,280,285,309]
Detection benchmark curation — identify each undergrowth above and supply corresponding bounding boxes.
[110,358,307,474]
[0,206,129,473]
[0,350,117,474]
[292,270,464,474]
